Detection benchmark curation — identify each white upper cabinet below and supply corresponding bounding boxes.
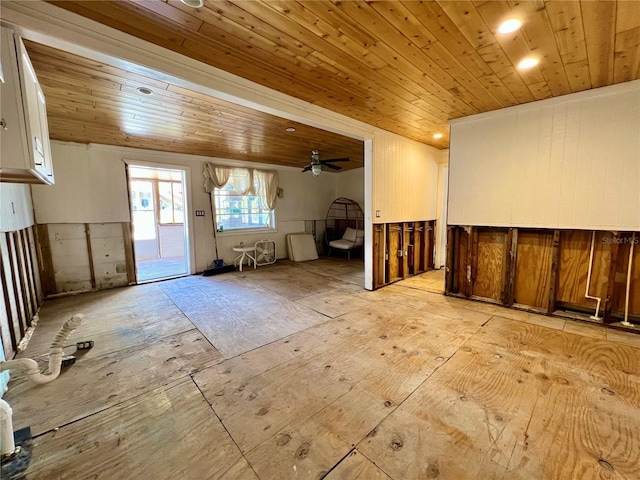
[0,25,54,184]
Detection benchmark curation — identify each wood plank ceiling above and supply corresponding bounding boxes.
[25,41,365,170]
[45,0,640,154]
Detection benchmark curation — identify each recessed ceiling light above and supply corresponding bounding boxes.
[518,57,539,69]
[180,0,204,7]
[433,133,443,139]
[285,127,296,132]
[498,18,522,34]
[136,87,153,95]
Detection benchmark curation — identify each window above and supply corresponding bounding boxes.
[158,180,184,224]
[129,167,185,226]
[214,183,274,231]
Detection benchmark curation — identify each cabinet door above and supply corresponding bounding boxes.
[0,27,29,173]
[16,36,51,183]
[34,81,54,182]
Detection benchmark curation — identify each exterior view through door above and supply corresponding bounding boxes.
[128,166,188,282]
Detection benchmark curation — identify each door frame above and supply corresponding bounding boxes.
[124,159,194,279]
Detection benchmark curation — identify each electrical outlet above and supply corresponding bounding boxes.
[375,210,381,218]
[195,210,205,217]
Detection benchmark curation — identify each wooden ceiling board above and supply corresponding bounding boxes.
[41,0,640,153]
[25,41,364,170]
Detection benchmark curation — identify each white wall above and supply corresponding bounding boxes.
[31,143,129,224]
[335,168,364,208]
[32,141,339,272]
[449,81,640,230]
[372,132,440,224]
[0,183,34,232]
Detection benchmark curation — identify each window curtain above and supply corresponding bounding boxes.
[203,163,279,210]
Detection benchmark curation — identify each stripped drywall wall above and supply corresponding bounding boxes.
[0,182,41,374]
[32,141,340,276]
[448,81,640,230]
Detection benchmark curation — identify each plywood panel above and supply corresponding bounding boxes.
[472,229,506,301]
[456,227,469,296]
[514,230,553,309]
[36,224,56,296]
[24,380,256,480]
[556,230,612,310]
[325,450,391,479]
[425,220,435,270]
[373,223,385,288]
[413,223,424,274]
[386,224,402,282]
[360,317,640,479]
[6,328,222,435]
[402,223,410,277]
[611,233,640,317]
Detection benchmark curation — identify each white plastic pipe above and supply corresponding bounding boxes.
[585,231,602,320]
[0,398,15,456]
[0,314,84,385]
[622,233,636,327]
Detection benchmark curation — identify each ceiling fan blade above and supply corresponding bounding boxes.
[323,163,342,171]
[322,157,350,163]
[301,165,312,172]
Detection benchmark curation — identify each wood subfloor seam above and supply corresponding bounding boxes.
[189,374,262,479]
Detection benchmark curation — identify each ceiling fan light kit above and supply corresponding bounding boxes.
[302,149,350,176]
[180,0,204,8]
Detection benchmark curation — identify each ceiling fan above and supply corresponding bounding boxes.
[302,149,349,176]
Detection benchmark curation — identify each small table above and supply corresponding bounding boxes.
[232,245,257,272]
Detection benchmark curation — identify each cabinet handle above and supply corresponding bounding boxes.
[0,118,7,130]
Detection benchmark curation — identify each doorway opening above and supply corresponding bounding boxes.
[128,166,189,282]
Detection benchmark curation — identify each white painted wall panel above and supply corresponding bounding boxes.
[0,183,34,232]
[372,133,439,223]
[449,81,640,230]
[336,168,364,208]
[31,142,130,224]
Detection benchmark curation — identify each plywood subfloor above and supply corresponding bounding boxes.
[394,268,445,294]
[4,259,639,479]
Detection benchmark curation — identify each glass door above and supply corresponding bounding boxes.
[128,166,188,282]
